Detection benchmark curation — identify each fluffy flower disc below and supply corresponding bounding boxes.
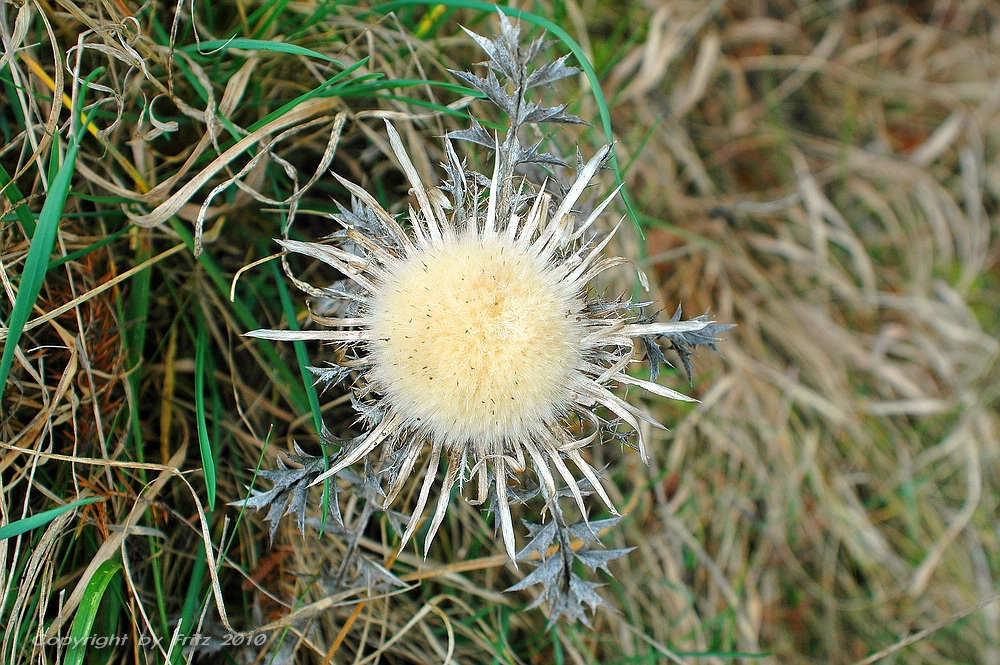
[367,235,586,449]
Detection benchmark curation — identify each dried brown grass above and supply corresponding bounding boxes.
[1,0,998,663]
[598,1,1000,662]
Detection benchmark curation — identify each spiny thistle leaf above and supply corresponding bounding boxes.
[446,117,494,148]
[451,8,587,161]
[308,363,354,389]
[352,557,408,593]
[231,452,337,541]
[574,547,633,575]
[509,508,628,626]
[507,554,563,593]
[567,516,623,545]
[451,69,517,116]
[521,104,585,126]
[515,519,558,561]
[526,54,580,89]
[659,305,735,383]
[508,546,612,627]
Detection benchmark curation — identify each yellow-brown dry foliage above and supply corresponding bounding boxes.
[1,0,997,663]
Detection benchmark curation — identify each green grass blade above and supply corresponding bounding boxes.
[340,78,481,98]
[269,259,327,533]
[181,38,346,66]
[174,538,208,665]
[243,57,373,135]
[122,229,152,468]
[246,0,294,37]
[0,126,84,392]
[269,261,323,436]
[47,224,131,271]
[0,162,36,238]
[195,310,217,509]
[167,219,311,413]
[63,559,123,665]
[0,497,103,540]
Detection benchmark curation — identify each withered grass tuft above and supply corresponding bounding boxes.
[1,1,997,663]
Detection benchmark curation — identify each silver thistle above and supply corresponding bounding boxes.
[240,12,730,623]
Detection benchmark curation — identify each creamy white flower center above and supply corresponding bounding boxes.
[366,235,585,447]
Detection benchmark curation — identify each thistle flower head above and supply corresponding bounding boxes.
[365,231,586,448]
[245,15,729,568]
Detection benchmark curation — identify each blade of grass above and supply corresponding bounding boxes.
[180,38,346,66]
[244,57,372,134]
[267,261,322,435]
[47,224,131,271]
[189,429,274,660]
[194,308,217,509]
[169,218,311,413]
[415,4,450,37]
[0,162,36,238]
[19,53,147,190]
[62,559,123,665]
[0,63,29,137]
[0,497,104,540]
[179,59,374,174]
[372,94,480,119]
[267,254,329,535]
[0,68,99,391]
[338,78,481,99]
[122,227,152,466]
[174,537,208,665]
[247,0,294,37]
[286,0,361,39]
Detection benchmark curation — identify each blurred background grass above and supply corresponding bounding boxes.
[1,0,998,663]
